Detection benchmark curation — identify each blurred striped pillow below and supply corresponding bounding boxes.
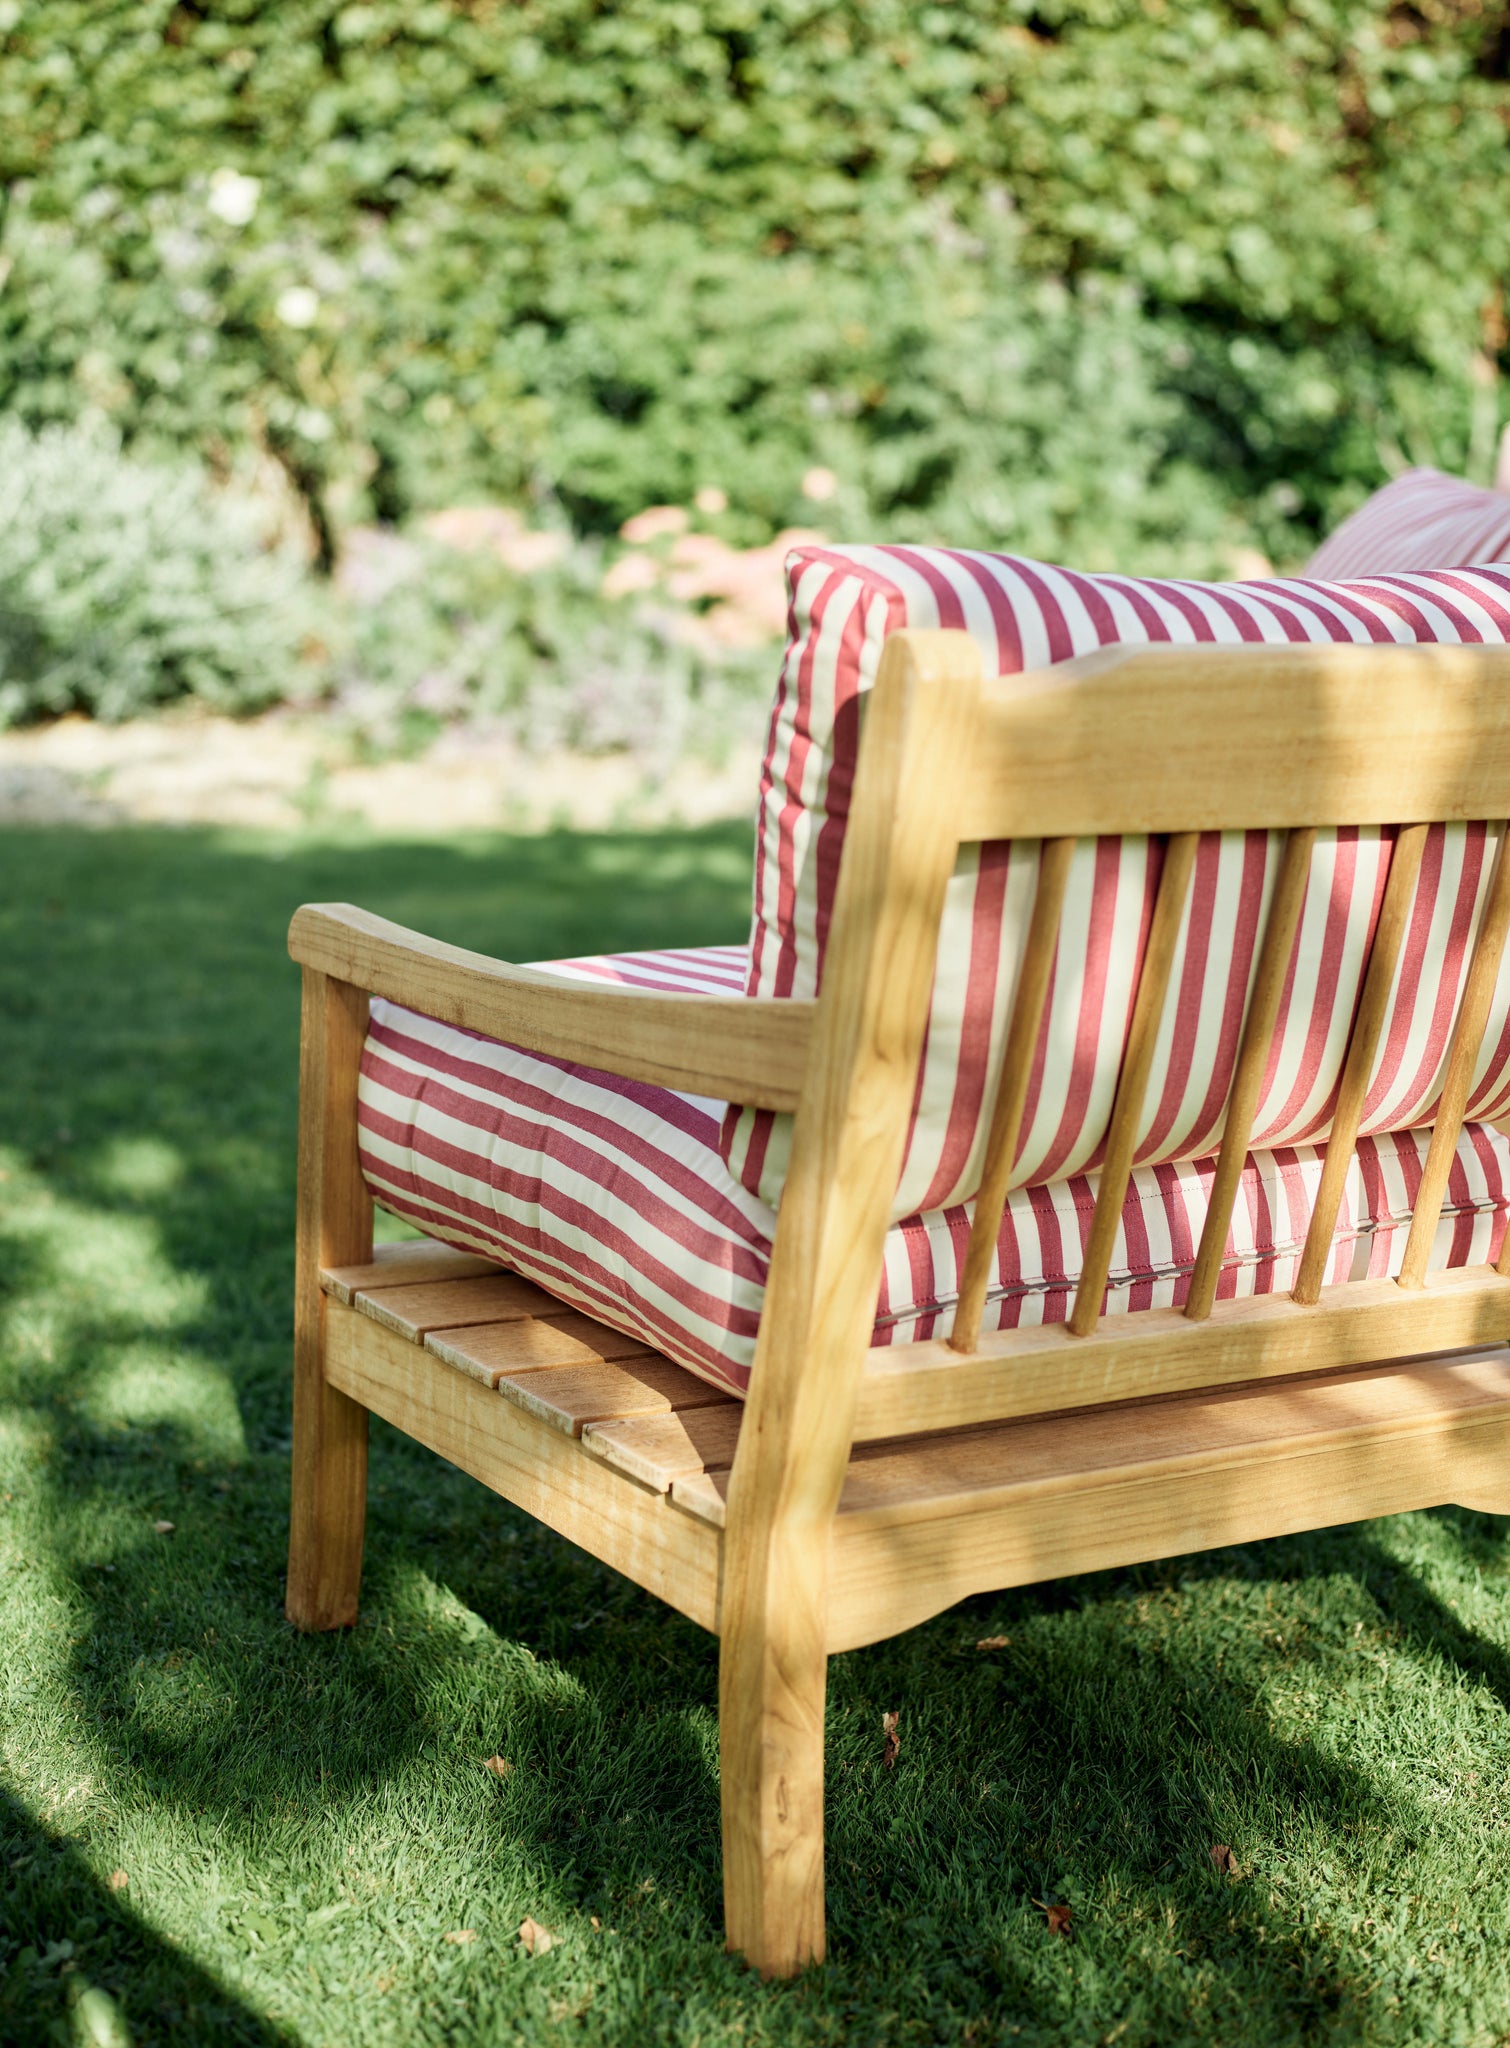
[1309,468,1510,581]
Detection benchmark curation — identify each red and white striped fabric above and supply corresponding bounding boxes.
[1309,469,1510,581]
[355,946,1510,1395]
[724,548,1510,1219]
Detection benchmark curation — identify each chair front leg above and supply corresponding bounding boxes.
[719,1505,830,1976]
[286,966,373,1631]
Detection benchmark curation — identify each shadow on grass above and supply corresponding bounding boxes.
[3,822,1510,2044]
[0,1789,281,2045]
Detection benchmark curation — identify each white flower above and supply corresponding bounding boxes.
[801,465,838,502]
[207,168,261,228]
[276,286,320,329]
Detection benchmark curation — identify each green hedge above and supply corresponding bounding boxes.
[4,0,1509,573]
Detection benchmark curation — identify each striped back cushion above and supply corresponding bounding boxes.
[721,547,1510,1218]
[1309,469,1510,581]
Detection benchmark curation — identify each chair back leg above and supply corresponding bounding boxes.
[287,967,373,1632]
[719,1508,830,1976]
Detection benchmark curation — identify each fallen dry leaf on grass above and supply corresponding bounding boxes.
[152,1521,174,1536]
[881,1710,900,1769]
[481,1755,514,1778]
[1208,1844,1240,1876]
[443,1929,476,1946]
[975,1635,1011,1651]
[1035,1900,1073,1936]
[107,1870,128,1892]
[519,1916,555,1956]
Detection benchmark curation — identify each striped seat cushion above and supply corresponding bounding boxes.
[1309,469,1510,581]
[356,947,1510,1396]
[724,549,1510,1220]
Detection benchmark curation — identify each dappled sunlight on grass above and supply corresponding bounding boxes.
[1,1154,209,1344]
[92,1137,186,1201]
[81,1350,247,1466]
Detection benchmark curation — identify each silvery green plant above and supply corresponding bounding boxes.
[0,421,304,725]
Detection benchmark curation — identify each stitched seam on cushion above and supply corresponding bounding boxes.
[872,1201,1505,1329]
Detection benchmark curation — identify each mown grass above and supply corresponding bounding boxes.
[2,820,1510,2048]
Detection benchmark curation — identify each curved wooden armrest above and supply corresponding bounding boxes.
[288,902,813,1110]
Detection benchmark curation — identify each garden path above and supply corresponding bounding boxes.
[0,712,760,835]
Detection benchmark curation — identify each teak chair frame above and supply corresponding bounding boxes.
[286,629,1510,1977]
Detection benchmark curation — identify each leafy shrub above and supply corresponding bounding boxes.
[328,517,773,774]
[4,0,1507,574]
[0,422,304,725]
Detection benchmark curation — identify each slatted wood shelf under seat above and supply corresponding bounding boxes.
[321,1240,1510,1654]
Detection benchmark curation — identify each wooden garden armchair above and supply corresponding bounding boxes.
[286,629,1510,1977]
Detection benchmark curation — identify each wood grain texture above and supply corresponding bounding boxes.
[718,628,981,1975]
[287,969,374,1632]
[288,901,814,1110]
[325,1302,723,1631]
[852,1262,1510,1439]
[583,1406,745,1491]
[949,835,1076,1354]
[843,1353,1510,1521]
[322,1240,501,1303]
[1186,827,1316,1321]
[1068,832,1198,1337]
[959,641,1510,840]
[492,1354,733,1435]
[1398,825,1510,1287]
[669,1353,1510,1648]
[1293,823,1430,1306]
[425,1315,656,1386]
[828,1351,1510,1651]
[353,1273,562,1340]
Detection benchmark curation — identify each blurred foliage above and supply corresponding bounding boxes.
[2,0,1510,573]
[0,420,303,724]
[326,523,772,767]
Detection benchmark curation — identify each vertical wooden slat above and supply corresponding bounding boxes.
[948,836,1077,1355]
[1292,822,1430,1306]
[1398,825,1510,1289]
[1185,828,1316,1322]
[286,967,374,1632]
[1068,832,1200,1338]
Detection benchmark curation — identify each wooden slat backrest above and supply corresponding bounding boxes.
[731,631,1510,1497]
[955,641,1510,838]
[939,639,1510,1366]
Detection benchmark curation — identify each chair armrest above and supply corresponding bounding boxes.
[288,902,813,1111]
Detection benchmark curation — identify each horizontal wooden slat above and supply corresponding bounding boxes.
[852,1263,1510,1441]
[583,1406,745,1491]
[425,1314,654,1385]
[288,902,813,1110]
[827,1351,1510,1653]
[958,643,1510,840]
[351,1273,558,1341]
[842,1354,1510,1524]
[323,1301,721,1631]
[673,1348,1510,1540]
[322,1239,501,1304]
[495,1356,734,1437]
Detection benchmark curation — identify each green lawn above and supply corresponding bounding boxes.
[3,821,1510,2048]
